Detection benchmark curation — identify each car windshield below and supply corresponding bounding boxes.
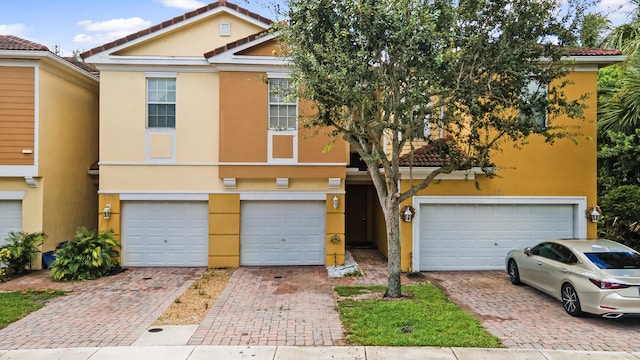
[584,252,640,270]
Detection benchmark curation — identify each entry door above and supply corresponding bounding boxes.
[346,185,371,246]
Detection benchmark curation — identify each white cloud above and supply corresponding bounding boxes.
[157,0,206,10]
[598,0,637,26]
[0,23,30,37]
[73,17,152,45]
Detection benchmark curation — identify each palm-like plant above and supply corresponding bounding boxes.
[598,58,640,134]
[602,0,640,57]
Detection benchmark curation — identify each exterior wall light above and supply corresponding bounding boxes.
[103,204,112,220]
[332,195,339,209]
[589,206,601,223]
[401,205,415,222]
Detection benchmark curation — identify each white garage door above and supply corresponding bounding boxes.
[0,201,22,246]
[241,201,325,266]
[419,204,575,271]
[122,201,208,267]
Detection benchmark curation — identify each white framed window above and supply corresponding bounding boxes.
[220,22,231,36]
[147,78,176,128]
[519,80,547,128]
[268,78,297,130]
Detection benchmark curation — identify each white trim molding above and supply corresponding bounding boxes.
[119,193,209,201]
[0,191,26,200]
[240,192,330,201]
[410,196,588,272]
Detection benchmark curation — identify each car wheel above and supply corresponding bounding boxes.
[561,283,583,317]
[508,260,522,285]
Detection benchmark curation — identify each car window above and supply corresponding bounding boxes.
[552,244,578,265]
[585,252,640,269]
[531,243,559,261]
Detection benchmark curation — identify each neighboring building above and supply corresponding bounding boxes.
[0,35,99,266]
[82,1,624,271]
[82,1,346,268]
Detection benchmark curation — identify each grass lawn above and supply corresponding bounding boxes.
[0,290,66,329]
[335,284,502,347]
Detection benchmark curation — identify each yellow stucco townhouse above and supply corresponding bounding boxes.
[82,1,624,272]
[0,35,99,267]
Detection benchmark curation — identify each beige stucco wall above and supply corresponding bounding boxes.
[37,62,99,251]
[117,13,266,57]
[99,70,220,192]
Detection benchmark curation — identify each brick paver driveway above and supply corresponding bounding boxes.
[0,268,204,350]
[425,271,640,352]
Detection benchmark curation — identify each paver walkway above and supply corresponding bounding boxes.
[425,271,640,352]
[190,249,410,346]
[0,268,204,349]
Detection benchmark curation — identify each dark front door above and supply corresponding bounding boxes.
[346,185,373,247]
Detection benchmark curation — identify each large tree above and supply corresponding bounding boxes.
[277,0,588,297]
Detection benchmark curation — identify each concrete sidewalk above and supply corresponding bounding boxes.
[1,346,639,359]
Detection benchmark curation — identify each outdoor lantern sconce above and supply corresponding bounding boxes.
[103,204,111,220]
[401,205,415,222]
[333,195,339,209]
[587,206,601,223]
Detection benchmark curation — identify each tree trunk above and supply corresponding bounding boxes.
[384,197,402,298]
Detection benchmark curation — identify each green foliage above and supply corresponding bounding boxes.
[0,290,65,329]
[599,185,640,248]
[0,248,10,280]
[277,0,590,297]
[49,227,120,281]
[1,231,45,276]
[598,57,640,135]
[335,285,501,347]
[579,13,611,48]
[597,130,640,248]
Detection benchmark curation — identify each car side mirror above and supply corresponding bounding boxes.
[524,248,531,256]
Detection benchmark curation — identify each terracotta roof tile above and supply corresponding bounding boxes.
[63,57,100,76]
[0,35,49,51]
[80,0,272,59]
[399,140,452,167]
[204,28,271,58]
[567,47,622,56]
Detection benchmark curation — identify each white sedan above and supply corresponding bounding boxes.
[506,239,640,318]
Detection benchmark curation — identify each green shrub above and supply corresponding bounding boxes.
[1,231,45,276]
[0,248,10,280]
[49,227,121,281]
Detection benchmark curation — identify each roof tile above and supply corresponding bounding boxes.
[0,35,49,51]
[568,47,622,56]
[399,139,452,167]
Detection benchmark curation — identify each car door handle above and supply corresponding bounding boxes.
[559,268,568,273]
[536,261,542,266]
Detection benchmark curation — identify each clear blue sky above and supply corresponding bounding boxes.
[0,0,279,56]
[0,0,635,57]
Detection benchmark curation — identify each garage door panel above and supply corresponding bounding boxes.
[240,201,325,266]
[0,201,22,246]
[122,201,208,267]
[419,203,575,271]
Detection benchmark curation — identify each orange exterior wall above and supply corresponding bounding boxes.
[397,70,599,271]
[219,71,268,163]
[0,66,34,165]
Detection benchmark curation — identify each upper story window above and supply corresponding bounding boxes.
[147,78,176,128]
[268,78,297,130]
[519,80,547,128]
